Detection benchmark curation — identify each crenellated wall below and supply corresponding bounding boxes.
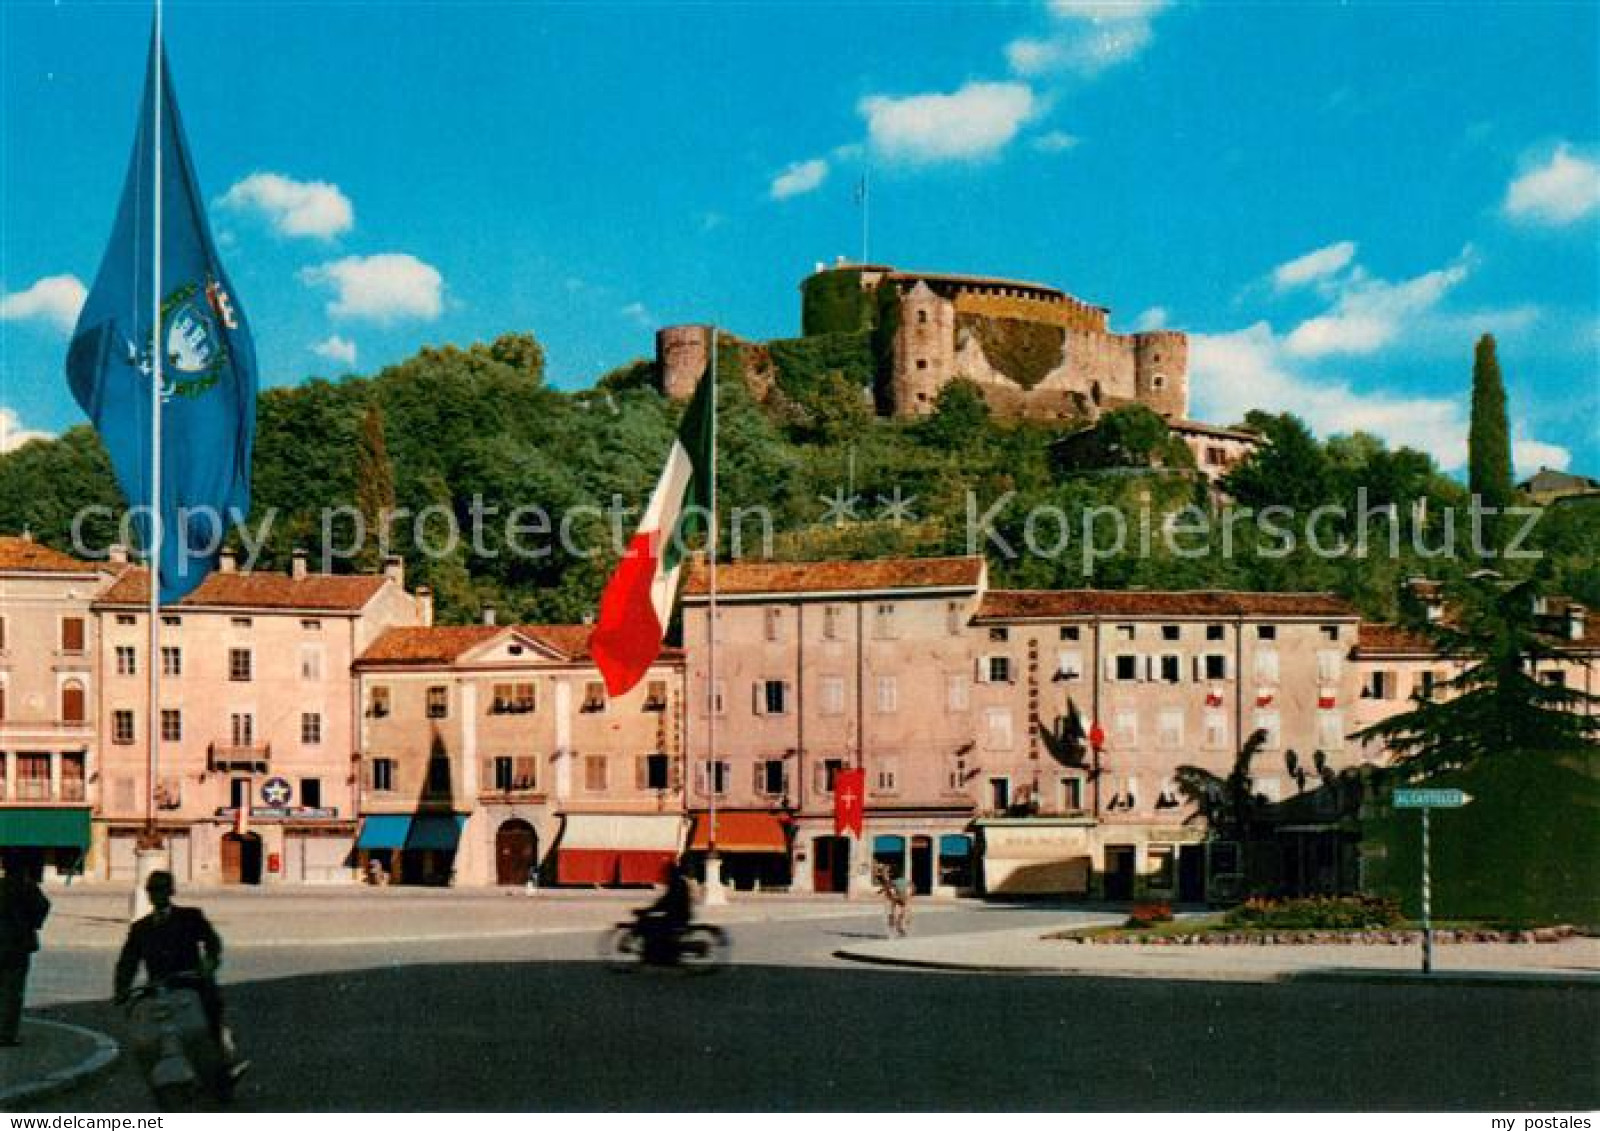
[656,264,1190,425]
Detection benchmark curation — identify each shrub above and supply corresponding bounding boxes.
[1223,895,1403,930]
[1125,901,1174,928]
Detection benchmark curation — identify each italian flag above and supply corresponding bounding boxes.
[589,364,714,696]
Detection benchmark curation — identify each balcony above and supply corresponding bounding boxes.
[208,743,271,774]
[12,779,51,802]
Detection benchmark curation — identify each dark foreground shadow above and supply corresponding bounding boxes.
[28,959,1600,1113]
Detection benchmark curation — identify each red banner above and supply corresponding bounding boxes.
[833,767,866,837]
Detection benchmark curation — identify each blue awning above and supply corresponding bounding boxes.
[939,834,972,858]
[356,815,412,850]
[872,835,906,853]
[406,815,466,852]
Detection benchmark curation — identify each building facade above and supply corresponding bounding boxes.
[353,620,686,886]
[0,537,110,880]
[89,550,426,885]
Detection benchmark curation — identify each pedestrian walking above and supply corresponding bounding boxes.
[873,863,911,938]
[0,850,51,1048]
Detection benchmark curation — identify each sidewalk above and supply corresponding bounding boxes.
[835,924,1600,986]
[0,1018,120,1108]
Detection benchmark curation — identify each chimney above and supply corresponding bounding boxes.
[482,605,497,626]
[416,584,434,627]
[1569,604,1587,642]
[383,554,405,588]
[291,548,308,580]
[219,548,237,574]
[108,543,129,565]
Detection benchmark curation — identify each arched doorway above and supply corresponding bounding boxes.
[494,819,538,886]
[221,832,263,885]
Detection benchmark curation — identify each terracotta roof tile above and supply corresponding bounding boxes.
[96,566,387,612]
[0,536,100,574]
[359,625,503,664]
[1354,623,1436,655]
[685,556,985,598]
[978,589,1357,621]
[359,623,683,667]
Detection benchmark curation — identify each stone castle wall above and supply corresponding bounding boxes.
[656,266,1190,425]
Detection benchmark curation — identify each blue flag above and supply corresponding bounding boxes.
[66,36,256,604]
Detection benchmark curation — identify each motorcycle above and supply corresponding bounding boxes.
[124,973,238,1108]
[599,915,729,973]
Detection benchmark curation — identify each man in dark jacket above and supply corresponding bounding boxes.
[0,851,51,1047]
[114,871,226,1043]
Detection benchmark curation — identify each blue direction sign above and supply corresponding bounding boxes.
[1393,788,1472,809]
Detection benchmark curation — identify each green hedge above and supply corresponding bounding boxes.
[1360,749,1600,926]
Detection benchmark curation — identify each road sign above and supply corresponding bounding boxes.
[1392,788,1472,809]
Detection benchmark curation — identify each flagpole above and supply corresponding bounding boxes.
[703,327,725,906]
[147,0,163,838]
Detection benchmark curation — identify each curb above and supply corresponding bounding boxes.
[0,1018,122,1108]
[834,948,1600,987]
[832,948,1279,981]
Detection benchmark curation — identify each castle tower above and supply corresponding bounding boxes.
[655,324,713,402]
[1133,330,1189,419]
[890,281,957,417]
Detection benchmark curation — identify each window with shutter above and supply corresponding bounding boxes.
[60,617,85,653]
[61,681,87,724]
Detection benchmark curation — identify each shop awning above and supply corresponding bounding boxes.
[939,834,972,858]
[980,822,1095,896]
[407,815,466,852]
[558,814,686,886]
[690,812,788,854]
[355,815,412,850]
[872,834,906,854]
[0,808,90,850]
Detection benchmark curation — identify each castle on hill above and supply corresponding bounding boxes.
[655,259,1190,424]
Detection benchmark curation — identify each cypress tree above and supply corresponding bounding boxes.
[354,400,396,571]
[1468,333,1513,511]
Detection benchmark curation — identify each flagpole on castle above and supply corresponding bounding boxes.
[135,0,167,918]
[702,327,726,906]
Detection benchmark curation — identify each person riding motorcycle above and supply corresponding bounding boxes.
[114,871,241,1073]
[635,860,694,947]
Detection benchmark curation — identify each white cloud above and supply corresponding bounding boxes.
[310,335,358,368]
[1031,129,1081,153]
[299,254,443,322]
[1134,306,1168,330]
[621,302,655,329]
[0,274,86,333]
[1284,249,1474,358]
[1191,322,1569,475]
[1512,438,1571,477]
[860,82,1037,165]
[218,172,354,240]
[769,157,830,200]
[1008,0,1168,77]
[0,407,52,453]
[1271,240,1357,291]
[1503,144,1600,226]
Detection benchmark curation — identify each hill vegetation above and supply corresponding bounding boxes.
[2,329,1594,626]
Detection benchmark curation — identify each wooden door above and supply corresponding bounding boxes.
[495,820,537,885]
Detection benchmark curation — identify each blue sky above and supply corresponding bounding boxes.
[3,1,1597,474]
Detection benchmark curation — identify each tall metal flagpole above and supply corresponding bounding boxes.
[703,328,726,905]
[147,0,163,836]
[132,0,166,921]
[859,171,870,264]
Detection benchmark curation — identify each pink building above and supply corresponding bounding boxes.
[0,536,111,881]
[90,550,426,885]
[353,619,686,886]
[683,556,1366,900]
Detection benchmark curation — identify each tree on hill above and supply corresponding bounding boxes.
[1221,411,1334,512]
[915,378,990,450]
[354,401,396,571]
[1354,573,1600,778]
[1468,333,1513,513]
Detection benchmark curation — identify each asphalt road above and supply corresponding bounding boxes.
[23,902,1600,1112]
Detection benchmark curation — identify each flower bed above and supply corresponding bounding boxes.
[1055,924,1582,946]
